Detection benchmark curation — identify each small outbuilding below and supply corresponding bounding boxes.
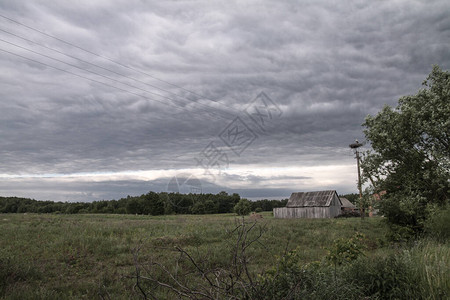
[340,197,357,213]
[273,190,342,218]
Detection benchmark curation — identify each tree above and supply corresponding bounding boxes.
[126,197,144,214]
[191,198,218,214]
[361,65,449,234]
[234,198,252,216]
[144,191,164,215]
[216,191,234,213]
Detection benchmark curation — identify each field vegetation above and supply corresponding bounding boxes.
[1,212,448,299]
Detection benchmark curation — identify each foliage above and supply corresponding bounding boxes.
[259,247,304,298]
[250,198,288,212]
[361,65,450,234]
[343,240,450,299]
[344,252,421,299]
[132,219,265,299]
[1,212,447,299]
[408,239,450,299]
[0,213,389,299]
[0,193,288,216]
[325,232,365,267]
[260,260,363,300]
[254,207,263,213]
[259,233,366,299]
[425,204,450,241]
[234,198,252,216]
[133,224,369,299]
[259,234,449,300]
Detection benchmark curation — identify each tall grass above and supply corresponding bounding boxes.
[258,238,449,299]
[409,240,450,299]
[1,213,447,299]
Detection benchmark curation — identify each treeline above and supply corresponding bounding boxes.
[0,192,287,215]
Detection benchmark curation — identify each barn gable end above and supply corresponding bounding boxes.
[274,190,342,218]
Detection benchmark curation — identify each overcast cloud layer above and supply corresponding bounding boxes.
[1,0,449,202]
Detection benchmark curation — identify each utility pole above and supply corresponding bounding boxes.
[349,139,364,219]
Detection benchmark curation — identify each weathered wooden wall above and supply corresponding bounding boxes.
[274,194,342,218]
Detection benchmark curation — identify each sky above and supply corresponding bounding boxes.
[0,0,449,202]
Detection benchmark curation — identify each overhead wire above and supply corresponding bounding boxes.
[0,47,217,119]
[0,37,233,120]
[0,14,243,118]
[0,27,239,119]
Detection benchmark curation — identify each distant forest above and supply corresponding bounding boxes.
[0,192,289,215]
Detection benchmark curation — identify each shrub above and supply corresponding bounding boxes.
[386,223,416,242]
[258,250,362,299]
[425,205,450,241]
[326,233,366,267]
[234,198,252,216]
[344,252,421,299]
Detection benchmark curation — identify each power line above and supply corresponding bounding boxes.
[0,14,240,116]
[0,47,223,120]
[0,38,233,119]
[0,27,239,119]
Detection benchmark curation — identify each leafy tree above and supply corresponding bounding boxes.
[361,65,449,234]
[216,191,235,213]
[158,193,173,215]
[126,197,144,214]
[65,203,89,214]
[234,198,252,216]
[191,198,218,214]
[143,191,164,215]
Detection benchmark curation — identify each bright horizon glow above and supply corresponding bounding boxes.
[0,164,357,188]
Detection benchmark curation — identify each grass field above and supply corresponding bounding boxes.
[0,213,448,299]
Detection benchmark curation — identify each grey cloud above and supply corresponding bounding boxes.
[0,0,449,201]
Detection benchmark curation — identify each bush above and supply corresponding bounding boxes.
[344,252,421,299]
[258,234,446,299]
[326,233,365,267]
[259,250,362,299]
[234,199,252,216]
[425,205,450,241]
[386,223,416,243]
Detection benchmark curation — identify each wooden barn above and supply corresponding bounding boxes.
[340,197,357,212]
[273,190,342,218]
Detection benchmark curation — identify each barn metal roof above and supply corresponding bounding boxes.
[286,190,340,207]
[340,197,356,208]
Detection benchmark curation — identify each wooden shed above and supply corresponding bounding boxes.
[273,190,342,218]
[340,197,357,212]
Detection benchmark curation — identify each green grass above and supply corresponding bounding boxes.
[408,240,450,299]
[0,213,446,299]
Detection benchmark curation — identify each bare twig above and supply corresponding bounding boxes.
[131,217,267,299]
[132,243,148,300]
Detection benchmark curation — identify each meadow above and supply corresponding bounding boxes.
[0,213,448,299]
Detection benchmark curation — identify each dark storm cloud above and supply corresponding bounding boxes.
[0,0,449,201]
